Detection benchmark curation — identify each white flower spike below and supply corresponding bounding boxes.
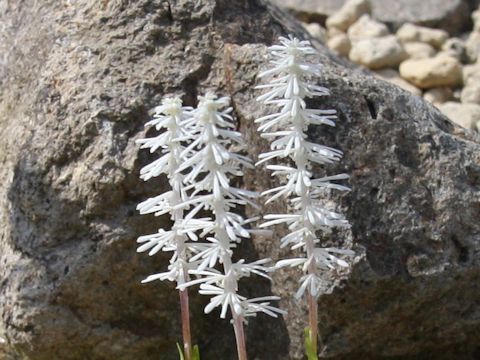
[177,92,284,322]
[175,92,285,360]
[255,35,355,301]
[136,95,202,359]
[136,96,201,285]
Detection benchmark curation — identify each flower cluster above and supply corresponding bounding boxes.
[176,93,284,321]
[136,35,357,359]
[136,96,202,286]
[255,36,354,299]
[137,93,283,323]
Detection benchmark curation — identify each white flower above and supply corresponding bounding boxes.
[137,97,194,184]
[179,262,283,320]
[255,35,355,300]
[242,296,286,319]
[136,96,199,285]
[177,92,282,321]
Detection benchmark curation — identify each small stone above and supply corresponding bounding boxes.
[327,26,346,39]
[424,87,453,104]
[403,42,436,59]
[441,38,467,63]
[349,35,407,69]
[453,88,462,102]
[373,69,422,96]
[347,14,389,42]
[303,22,327,42]
[396,23,448,48]
[461,80,480,105]
[399,55,462,89]
[473,7,480,32]
[465,31,480,63]
[463,63,480,84]
[437,102,480,131]
[326,0,371,32]
[327,33,351,56]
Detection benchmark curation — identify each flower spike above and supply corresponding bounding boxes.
[177,92,283,319]
[136,96,199,359]
[177,92,284,360]
[256,36,354,298]
[255,35,355,356]
[136,96,199,284]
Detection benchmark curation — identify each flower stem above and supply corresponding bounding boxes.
[233,315,248,360]
[179,287,192,360]
[307,293,318,357]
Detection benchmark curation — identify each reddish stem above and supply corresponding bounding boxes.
[233,315,248,360]
[179,288,192,360]
[307,293,318,356]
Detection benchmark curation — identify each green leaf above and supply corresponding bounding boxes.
[176,343,185,360]
[176,343,200,360]
[192,345,201,360]
[304,327,317,360]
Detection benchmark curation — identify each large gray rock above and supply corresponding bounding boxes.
[371,0,472,34]
[1,1,480,360]
[271,0,344,23]
[275,0,473,34]
[0,1,294,359]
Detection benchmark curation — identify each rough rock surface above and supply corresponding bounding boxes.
[1,1,480,360]
[399,55,463,88]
